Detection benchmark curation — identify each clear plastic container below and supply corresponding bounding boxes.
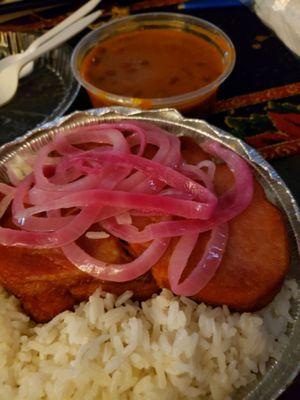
[71,13,236,115]
[0,31,79,144]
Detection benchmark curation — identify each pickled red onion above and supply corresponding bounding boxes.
[18,189,215,221]
[62,238,169,282]
[168,223,229,296]
[0,192,14,220]
[0,122,254,294]
[0,183,15,195]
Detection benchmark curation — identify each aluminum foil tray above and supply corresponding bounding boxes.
[0,107,299,400]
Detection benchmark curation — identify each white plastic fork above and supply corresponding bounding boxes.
[0,0,102,79]
[0,9,102,107]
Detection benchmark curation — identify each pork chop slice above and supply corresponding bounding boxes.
[129,138,290,311]
[0,224,158,322]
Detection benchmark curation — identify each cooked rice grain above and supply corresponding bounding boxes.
[0,280,298,400]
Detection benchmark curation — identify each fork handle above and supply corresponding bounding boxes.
[26,0,102,53]
[19,11,101,67]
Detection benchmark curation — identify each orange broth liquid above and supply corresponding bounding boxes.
[81,29,224,101]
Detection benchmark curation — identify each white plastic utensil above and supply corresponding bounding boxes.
[21,0,102,77]
[0,10,101,107]
[0,0,101,78]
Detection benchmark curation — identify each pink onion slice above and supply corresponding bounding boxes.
[168,223,229,296]
[33,126,131,192]
[179,163,215,192]
[202,140,253,220]
[0,182,15,195]
[58,125,131,154]
[0,192,14,220]
[0,205,99,248]
[71,151,217,205]
[11,174,73,231]
[17,189,215,221]
[62,238,169,282]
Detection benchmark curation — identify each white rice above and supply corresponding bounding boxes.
[0,280,298,400]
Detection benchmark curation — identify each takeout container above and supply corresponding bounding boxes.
[0,107,299,399]
[0,31,79,143]
[71,13,236,115]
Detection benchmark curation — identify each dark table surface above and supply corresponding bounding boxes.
[62,4,300,399]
